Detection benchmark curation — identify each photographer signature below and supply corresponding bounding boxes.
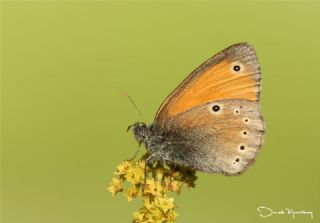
[257,206,314,219]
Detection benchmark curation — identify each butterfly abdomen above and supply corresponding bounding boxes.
[144,126,214,170]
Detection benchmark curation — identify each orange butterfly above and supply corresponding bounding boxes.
[130,43,265,175]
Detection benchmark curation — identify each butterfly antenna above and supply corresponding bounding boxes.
[122,92,143,117]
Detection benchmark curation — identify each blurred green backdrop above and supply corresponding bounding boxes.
[1,1,320,223]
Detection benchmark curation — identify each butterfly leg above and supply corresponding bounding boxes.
[158,156,177,191]
[126,147,141,161]
[168,162,177,191]
[126,139,145,161]
[142,154,156,193]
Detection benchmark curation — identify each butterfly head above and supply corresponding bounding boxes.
[129,122,150,145]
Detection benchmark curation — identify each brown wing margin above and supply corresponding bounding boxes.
[154,43,261,127]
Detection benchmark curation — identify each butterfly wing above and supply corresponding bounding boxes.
[155,43,261,127]
[157,99,264,175]
[153,43,264,174]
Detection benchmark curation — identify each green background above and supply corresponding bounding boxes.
[1,1,320,223]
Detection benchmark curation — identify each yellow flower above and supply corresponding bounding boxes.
[149,179,166,196]
[143,196,153,211]
[165,210,178,222]
[125,186,140,202]
[107,178,123,196]
[152,165,165,181]
[135,196,176,222]
[137,159,146,171]
[133,211,145,222]
[143,178,157,196]
[163,178,182,192]
[172,170,182,180]
[144,207,165,223]
[156,196,175,213]
[115,160,132,176]
[108,155,197,223]
[124,167,142,184]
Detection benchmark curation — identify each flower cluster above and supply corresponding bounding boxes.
[107,156,197,223]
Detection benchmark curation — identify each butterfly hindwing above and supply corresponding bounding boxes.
[157,99,265,175]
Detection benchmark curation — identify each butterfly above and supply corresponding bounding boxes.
[129,43,265,175]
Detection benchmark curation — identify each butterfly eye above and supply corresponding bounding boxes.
[212,105,220,112]
[240,145,245,150]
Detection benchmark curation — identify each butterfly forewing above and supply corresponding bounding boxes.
[155,43,261,127]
